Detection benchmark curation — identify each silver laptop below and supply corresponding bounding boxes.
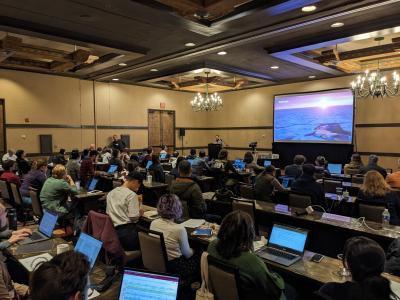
[257,224,308,266]
[19,210,58,245]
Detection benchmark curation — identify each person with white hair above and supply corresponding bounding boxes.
[2,149,16,162]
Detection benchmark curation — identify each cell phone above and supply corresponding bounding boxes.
[311,253,324,263]
[192,228,213,237]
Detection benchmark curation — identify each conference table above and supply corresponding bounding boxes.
[73,190,106,213]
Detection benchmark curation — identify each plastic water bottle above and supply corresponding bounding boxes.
[382,209,390,228]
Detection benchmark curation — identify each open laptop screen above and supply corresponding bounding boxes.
[268,224,308,254]
[146,160,153,169]
[160,153,167,160]
[39,210,58,238]
[107,165,118,174]
[264,160,271,167]
[327,163,342,174]
[119,269,179,300]
[233,159,245,170]
[87,178,99,191]
[75,232,103,269]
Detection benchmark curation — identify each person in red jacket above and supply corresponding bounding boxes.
[0,160,21,187]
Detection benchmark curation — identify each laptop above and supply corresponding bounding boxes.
[87,178,99,192]
[264,160,272,167]
[188,159,195,166]
[160,153,167,160]
[233,159,245,171]
[119,268,179,300]
[280,176,294,188]
[146,160,153,169]
[107,165,118,174]
[19,210,58,245]
[75,232,103,270]
[257,224,308,266]
[327,163,342,174]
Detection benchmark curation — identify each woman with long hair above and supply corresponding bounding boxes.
[319,236,399,300]
[356,170,400,225]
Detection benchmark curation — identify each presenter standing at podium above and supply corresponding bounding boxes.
[215,135,224,147]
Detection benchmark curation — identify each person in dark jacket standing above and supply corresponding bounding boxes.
[291,164,328,209]
[109,134,126,151]
[169,160,206,219]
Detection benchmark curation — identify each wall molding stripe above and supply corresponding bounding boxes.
[356,123,400,128]
[358,152,400,157]
[175,126,273,130]
[6,124,148,130]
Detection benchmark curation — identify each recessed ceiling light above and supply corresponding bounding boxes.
[270,66,279,70]
[331,22,344,28]
[112,78,119,81]
[193,69,203,74]
[185,42,196,47]
[150,68,158,72]
[118,63,127,67]
[302,5,316,12]
[309,75,316,79]
[217,51,227,55]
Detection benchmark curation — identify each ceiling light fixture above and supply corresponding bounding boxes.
[331,22,344,28]
[351,37,399,98]
[150,68,158,72]
[217,51,227,55]
[309,75,316,79]
[190,70,223,112]
[118,63,127,67]
[112,78,119,81]
[270,66,279,70]
[302,5,316,12]
[185,42,196,47]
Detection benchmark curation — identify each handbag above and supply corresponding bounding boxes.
[195,252,214,300]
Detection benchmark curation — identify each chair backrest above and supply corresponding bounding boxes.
[180,200,190,219]
[232,198,258,234]
[9,182,22,206]
[112,179,122,189]
[165,173,174,187]
[138,228,168,273]
[358,202,386,223]
[352,175,364,184]
[239,184,255,199]
[322,179,343,194]
[0,179,11,201]
[207,255,241,300]
[29,189,43,218]
[289,192,312,208]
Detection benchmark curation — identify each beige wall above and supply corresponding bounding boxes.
[1,68,399,169]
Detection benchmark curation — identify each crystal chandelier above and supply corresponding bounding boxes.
[350,37,400,98]
[190,70,223,112]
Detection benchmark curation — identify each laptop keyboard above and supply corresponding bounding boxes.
[266,248,297,260]
[30,232,43,240]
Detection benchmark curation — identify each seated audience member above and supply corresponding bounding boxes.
[359,154,387,179]
[0,160,21,187]
[212,149,238,174]
[344,153,363,175]
[120,150,130,168]
[170,150,180,168]
[20,160,47,205]
[140,147,153,168]
[40,164,78,214]
[101,148,112,163]
[291,164,327,209]
[148,155,165,183]
[109,149,123,172]
[30,251,90,300]
[207,211,288,300]
[80,149,89,161]
[314,155,330,179]
[198,150,210,172]
[356,170,400,225]
[53,149,67,165]
[15,149,31,176]
[66,149,80,182]
[170,157,185,178]
[254,166,285,202]
[2,149,16,163]
[284,155,306,179]
[127,154,140,172]
[186,148,197,160]
[243,151,263,173]
[79,150,98,188]
[386,159,400,189]
[319,236,397,300]
[170,160,206,219]
[150,194,199,278]
[106,171,143,251]
[160,145,168,155]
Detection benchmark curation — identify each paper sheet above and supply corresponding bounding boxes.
[18,253,53,272]
[181,219,206,228]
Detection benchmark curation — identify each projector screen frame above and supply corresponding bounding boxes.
[272,87,355,145]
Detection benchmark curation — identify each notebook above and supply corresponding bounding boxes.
[119,268,179,300]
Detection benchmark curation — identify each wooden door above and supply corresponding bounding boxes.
[148,109,175,152]
[0,100,6,154]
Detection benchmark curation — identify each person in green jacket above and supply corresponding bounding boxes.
[40,164,78,214]
[207,210,288,300]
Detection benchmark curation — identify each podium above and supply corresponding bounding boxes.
[208,143,222,160]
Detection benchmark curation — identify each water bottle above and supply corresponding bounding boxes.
[382,209,390,228]
[7,208,17,230]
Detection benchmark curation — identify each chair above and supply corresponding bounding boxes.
[352,175,364,184]
[0,179,13,205]
[112,179,122,189]
[232,198,258,235]
[165,173,174,187]
[29,189,43,219]
[323,179,343,194]
[207,255,241,300]
[180,200,190,219]
[137,227,168,273]
[239,184,255,199]
[357,201,386,223]
[9,182,23,206]
[289,192,312,208]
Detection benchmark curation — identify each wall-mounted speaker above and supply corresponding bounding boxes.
[179,128,186,137]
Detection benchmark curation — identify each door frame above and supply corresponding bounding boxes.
[0,99,6,154]
[147,109,176,150]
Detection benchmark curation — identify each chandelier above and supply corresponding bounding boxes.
[350,37,400,98]
[190,70,223,112]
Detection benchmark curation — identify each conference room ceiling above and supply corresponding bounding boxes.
[0,0,399,91]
